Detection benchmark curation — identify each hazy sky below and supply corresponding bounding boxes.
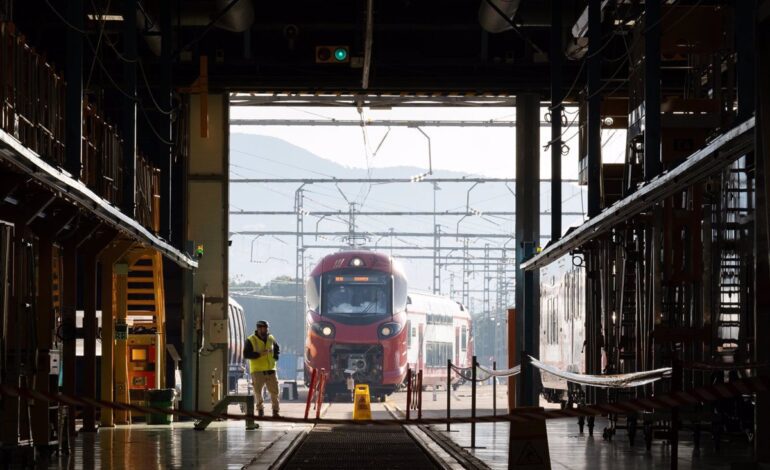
[230,105,626,179]
[228,105,625,302]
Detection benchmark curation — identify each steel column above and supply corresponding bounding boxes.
[31,237,53,447]
[755,10,770,462]
[736,0,756,123]
[515,93,540,407]
[181,242,197,413]
[550,0,563,240]
[586,0,601,216]
[81,232,115,432]
[64,0,83,178]
[61,245,78,439]
[98,241,133,427]
[644,0,662,180]
[121,0,138,217]
[114,262,131,424]
[81,251,98,432]
[160,0,173,240]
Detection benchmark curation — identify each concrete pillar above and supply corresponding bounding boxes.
[185,94,229,412]
[515,93,540,407]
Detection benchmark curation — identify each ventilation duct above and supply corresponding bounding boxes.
[138,0,255,56]
[478,0,521,33]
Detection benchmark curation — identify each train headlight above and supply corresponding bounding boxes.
[349,257,364,267]
[311,322,335,338]
[378,321,403,339]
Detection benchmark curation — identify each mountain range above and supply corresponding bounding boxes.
[228,133,586,292]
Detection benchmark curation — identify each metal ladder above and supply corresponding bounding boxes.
[715,162,751,358]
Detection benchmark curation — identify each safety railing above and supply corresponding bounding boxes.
[303,368,328,420]
[0,22,66,167]
[405,367,423,420]
[0,21,163,233]
[82,100,123,206]
[136,153,161,234]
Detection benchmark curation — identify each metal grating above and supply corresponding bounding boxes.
[280,425,440,469]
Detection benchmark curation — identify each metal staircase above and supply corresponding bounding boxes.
[715,161,752,359]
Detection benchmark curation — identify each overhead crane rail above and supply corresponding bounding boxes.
[231,210,585,216]
[231,118,524,127]
[231,230,535,239]
[229,92,519,108]
[230,178,578,184]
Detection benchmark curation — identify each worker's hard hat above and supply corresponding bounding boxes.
[256,320,269,328]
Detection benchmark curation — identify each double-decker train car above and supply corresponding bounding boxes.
[539,254,586,405]
[304,251,409,399]
[405,292,473,388]
[227,297,247,393]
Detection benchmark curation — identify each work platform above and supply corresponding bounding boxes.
[38,384,753,469]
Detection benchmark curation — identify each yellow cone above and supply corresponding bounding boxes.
[352,384,372,420]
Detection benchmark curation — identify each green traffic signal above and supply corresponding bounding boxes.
[334,47,348,62]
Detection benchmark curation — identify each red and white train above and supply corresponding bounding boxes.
[304,250,473,400]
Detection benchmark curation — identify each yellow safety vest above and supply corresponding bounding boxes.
[247,334,277,373]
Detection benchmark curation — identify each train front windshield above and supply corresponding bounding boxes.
[321,271,392,319]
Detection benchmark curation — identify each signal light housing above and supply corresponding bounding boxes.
[316,45,349,63]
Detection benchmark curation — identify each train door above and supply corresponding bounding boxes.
[454,326,460,364]
[418,323,424,371]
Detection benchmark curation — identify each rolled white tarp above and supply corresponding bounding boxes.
[528,356,672,389]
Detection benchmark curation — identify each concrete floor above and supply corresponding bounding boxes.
[35,382,754,469]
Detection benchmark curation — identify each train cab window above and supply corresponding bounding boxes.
[321,270,392,321]
[461,325,467,352]
[393,274,408,313]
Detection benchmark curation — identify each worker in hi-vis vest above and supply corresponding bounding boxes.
[243,320,281,417]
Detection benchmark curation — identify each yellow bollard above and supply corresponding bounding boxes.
[352,384,372,420]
